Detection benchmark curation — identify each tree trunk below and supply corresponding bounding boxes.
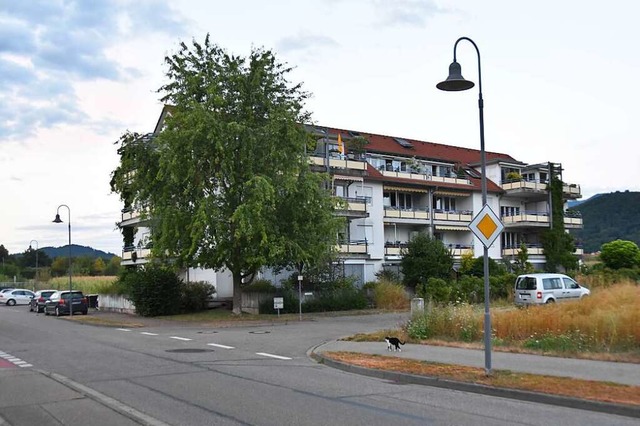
[232,270,243,315]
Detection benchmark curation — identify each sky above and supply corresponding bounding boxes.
[1,0,639,256]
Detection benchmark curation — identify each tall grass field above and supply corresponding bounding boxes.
[46,276,119,294]
[407,281,639,354]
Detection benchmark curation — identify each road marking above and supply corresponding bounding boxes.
[140,332,159,336]
[18,363,33,368]
[256,352,292,360]
[0,351,32,368]
[169,336,192,341]
[207,343,235,349]
[116,328,131,332]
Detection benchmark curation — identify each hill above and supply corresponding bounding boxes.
[41,244,116,260]
[569,191,640,253]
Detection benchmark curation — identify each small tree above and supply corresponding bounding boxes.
[600,240,640,269]
[400,233,453,289]
[512,243,534,274]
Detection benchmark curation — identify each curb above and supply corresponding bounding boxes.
[310,351,640,419]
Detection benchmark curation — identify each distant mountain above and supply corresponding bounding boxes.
[569,191,640,253]
[40,245,116,260]
[567,193,603,208]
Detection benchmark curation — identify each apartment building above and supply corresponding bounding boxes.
[117,111,583,288]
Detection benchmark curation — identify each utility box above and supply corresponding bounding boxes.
[411,298,424,316]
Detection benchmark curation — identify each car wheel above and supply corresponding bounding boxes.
[29,304,33,312]
[44,307,49,316]
[55,307,61,317]
[7,299,16,306]
[545,298,555,304]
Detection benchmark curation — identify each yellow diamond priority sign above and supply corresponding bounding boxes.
[469,204,504,248]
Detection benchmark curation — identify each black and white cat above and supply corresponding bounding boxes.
[384,336,405,352]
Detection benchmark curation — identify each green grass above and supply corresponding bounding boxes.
[46,276,119,294]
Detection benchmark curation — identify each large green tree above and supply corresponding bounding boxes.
[542,168,578,272]
[600,239,640,269]
[111,36,341,313]
[400,233,453,289]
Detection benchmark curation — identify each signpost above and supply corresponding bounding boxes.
[273,297,284,318]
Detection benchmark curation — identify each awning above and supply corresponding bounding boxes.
[433,191,471,197]
[383,186,428,193]
[333,174,363,182]
[436,225,469,231]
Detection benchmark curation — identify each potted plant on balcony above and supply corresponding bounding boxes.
[345,135,368,159]
[506,171,523,182]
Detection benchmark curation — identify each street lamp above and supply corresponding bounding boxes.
[29,240,38,292]
[53,205,73,316]
[437,36,492,374]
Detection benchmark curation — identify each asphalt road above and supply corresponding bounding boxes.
[0,305,636,426]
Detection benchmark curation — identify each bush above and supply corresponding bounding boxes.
[118,266,183,317]
[181,281,215,313]
[242,279,276,293]
[416,278,452,303]
[258,289,299,314]
[373,281,409,310]
[456,275,483,303]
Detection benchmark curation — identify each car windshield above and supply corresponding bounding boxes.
[516,277,537,290]
[41,291,55,298]
[61,292,85,299]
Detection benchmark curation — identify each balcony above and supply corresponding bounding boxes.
[377,167,470,186]
[502,211,550,227]
[446,244,474,256]
[309,155,367,172]
[121,246,151,265]
[432,209,473,223]
[119,207,150,227]
[334,197,369,218]
[563,183,581,199]
[384,242,472,258]
[502,244,545,257]
[384,207,429,220]
[563,211,583,228]
[337,239,368,255]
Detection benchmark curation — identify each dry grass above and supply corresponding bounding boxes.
[324,351,640,406]
[493,284,640,350]
[373,280,410,310]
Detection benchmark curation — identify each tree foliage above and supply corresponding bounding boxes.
[542,170,578,272]
[400,233,453,288]
[600,240,640,269]
[110,36,342,313]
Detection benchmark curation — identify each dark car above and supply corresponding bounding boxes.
[44,291,88,316]
[29,290,57,313]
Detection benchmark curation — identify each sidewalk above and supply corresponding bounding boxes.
[0,368,165,426]
[311,340,640,418]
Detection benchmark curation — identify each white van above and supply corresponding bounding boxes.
[514,273,590,306]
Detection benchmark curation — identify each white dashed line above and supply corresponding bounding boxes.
[256,352,292,360]
[140,332,159,336]
[207,343,235,349]
[169,336,192,341]
[18,364,33,368]
[0,351,32,368]
[116,328,131,332]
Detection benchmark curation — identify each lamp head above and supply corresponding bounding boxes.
[436,61,475,92]
[53,214,63,223]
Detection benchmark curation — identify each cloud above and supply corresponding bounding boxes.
[371,0,449,28]
[276,33,339,57]
[0,0,188,142]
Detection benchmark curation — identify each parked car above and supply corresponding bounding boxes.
[29,290,57,313]
[514,273,590,306]
[0,287,15,294]
[44,291,88,316]
[0,289,35,306]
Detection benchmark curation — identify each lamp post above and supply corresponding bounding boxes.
[29,240,38,292]
[437,36,492,375]
[53,205,73,316]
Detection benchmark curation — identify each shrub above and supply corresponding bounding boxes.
[181,281,215,313]
[302,286,368,312]
[405,302,482,342]
[373,280,409,310]
[258,289,299,314]
[416,278,452,303]
[457,275,483,303]
[242,279,276,293]
[119,266,183,317]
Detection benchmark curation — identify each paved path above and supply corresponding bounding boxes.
[314,340,640,386]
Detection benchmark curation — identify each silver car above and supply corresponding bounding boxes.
[0,289,35,306]
[514,273,590,305]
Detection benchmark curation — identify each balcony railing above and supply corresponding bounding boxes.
[562,183,581,198]
[383,207,429,220]
[120,207,150,226]
[122,246,151,263]
[384,242,472,257]
[501,179,547,192]
[502,211,550,225]
[377,166,470,185]
[432,209,473,222]
[502,244,545,256]
[309,155,367,171]
[337,239,368,254]
[335,197,368,215]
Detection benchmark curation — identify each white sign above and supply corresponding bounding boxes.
[468,204,504,248]
[273,297,284,310]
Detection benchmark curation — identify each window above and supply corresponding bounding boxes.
[516,277,536,290]
[434,196,456,211]
[542,278,562,290]
[384,192,413,209]
[562,277,579,289]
